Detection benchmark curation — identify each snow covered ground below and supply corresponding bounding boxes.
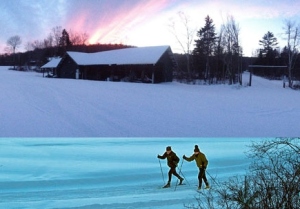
[0,66,299,137]
[0,137,255,209]
[0,66,299,208]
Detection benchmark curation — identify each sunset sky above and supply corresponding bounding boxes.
[1,0,299,56]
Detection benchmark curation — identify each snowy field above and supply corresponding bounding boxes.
[0,66,299,137]
[0,67,298,208]
[0,137,256,209]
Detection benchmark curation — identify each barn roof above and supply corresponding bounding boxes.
[66,45,172,66]
[41,57,62,68]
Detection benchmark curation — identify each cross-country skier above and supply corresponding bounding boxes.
[157,146,184,188]
[183,145,210,190]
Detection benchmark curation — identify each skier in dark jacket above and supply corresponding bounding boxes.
[157,146,184,188]
[183,145,209,190]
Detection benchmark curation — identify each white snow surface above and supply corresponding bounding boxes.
[0,66,299,137]
[41,58,62,69]
[67,45,170,65]
[0,67,299,208]
[0,137,256,209]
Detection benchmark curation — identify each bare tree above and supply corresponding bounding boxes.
[68,29,81,45]
[221,15,242,84]
[186,138,300,209]
[282,20,299,88]
[6,35,22,69]
[80,32,89,45]
[31,40,44,50]
[51,26,62,47]
[69,30,89,45]
[169,11,196,82]
[6,35,22,54]
[25,41,34,52]
[44,34,54,48]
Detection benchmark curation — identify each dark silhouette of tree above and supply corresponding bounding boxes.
[221,15,242,85]
[253,31,280,77]
[282,20,299,87]
[259,31,278,57]
[169,11,195,82]
[59,29,72,48]
[194,15,217,82]
[6,35,22,69]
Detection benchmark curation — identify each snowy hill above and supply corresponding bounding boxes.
[0,66,299,137]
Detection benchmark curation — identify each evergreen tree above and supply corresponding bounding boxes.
[258,31,278,58]
[255,31,280,76]
[59,29,72,47]
[194,15,217,82]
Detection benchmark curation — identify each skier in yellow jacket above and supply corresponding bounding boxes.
[183,145,210,190]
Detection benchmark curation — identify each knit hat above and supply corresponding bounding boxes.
[166,146,171,151]
[194,145,200,152]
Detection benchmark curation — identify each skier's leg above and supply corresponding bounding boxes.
[202,170,209,188]
[198,168,204,188]
[203,171,209,186]
[167,168,172,183]
[171,167,184,184]
[162,168,172,188]
[171,167,181,178]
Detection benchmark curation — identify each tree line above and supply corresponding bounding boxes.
[172,13,300,88]
[0,26,133,70]
[2,16,300,88]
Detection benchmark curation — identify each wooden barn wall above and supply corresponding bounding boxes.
[156,50,173,82]
[57,55,78,78]
[57,49,174,83]
[80,65,110,81]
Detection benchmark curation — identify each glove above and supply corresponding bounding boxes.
[183,155,187,160]
[157,154,160,158]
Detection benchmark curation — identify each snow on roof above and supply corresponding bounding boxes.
[41,57,62,68]
[66,45,171,66]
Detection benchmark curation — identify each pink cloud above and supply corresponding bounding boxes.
[67,0,171,45]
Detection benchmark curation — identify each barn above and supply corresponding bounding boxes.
[56,45,176,83]
[40,57,61,77]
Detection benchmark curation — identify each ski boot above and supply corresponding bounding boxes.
[163,182,170,188]
[179,177,184,185]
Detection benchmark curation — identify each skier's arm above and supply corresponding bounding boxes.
[183,154,195,162]
[203,155,208,167]
[157,152,167,159]
[172,154,180,165]
[201,154,208,168]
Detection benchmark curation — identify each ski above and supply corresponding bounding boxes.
[196,187,211,192]
[160,183,186,189]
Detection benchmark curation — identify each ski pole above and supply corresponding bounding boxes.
[174,159,184,191]
[158,159,165,184]
[179,170,190,186]
[206,170,219,187]
[180,157,191,186]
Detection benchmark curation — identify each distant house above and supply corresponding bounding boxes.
[56,45,176,83]
[41,57,62,77]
